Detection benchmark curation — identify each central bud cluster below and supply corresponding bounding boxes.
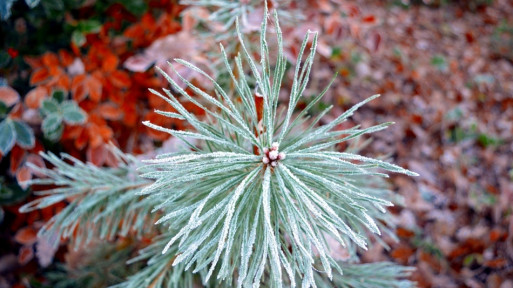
[262,142,286,167]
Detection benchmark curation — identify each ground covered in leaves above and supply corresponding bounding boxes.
[338,1,513,287]
[0,0,512,287]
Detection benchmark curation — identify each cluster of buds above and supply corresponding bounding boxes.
[262,142,286,167]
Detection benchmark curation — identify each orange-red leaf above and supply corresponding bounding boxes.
[41,52,60,67]
[102,53,119,73]
[26,153,46,177]
[71,74,87,86]
[10,146,26,174]
[73,83,87,102]
[110,70,131,88]
[61,125,83,140]
[85,75,103,102]
[15,226,38,245]
[18,245,34,265]
[87,125,104,148]
[489,228,504,242]
[55,74,71,92]
[98,124,113,140]
[143,111,173,141]
[390,245,415,264]
[0,86,20,106]
[71,74,87,102]
[48,66,63,78]
[254,94,264,122]
[23,56,43,69]
[16,166,32,189]
[123,104,137,127]
[58,49,74,66]
[98,102,123,120]
[148,90,168,109]
[30,68,51,85]
[484,258,507,269]
[104,147,119,168]
[183,100,205,116]
[362,15,376,24]
[87,144,107,166]
[8,103,22,119]
[74,127,89,150]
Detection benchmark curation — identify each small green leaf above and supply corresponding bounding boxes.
[13,120,35,149]
[61,101,87,124]
[77,20,102,34]
[52,90,66,103]
[71,30,86,47]
[477,133,502,147]
[431,55,448,71]
[60,101,76,111]
[331,47,342,58]
[63,110,86,124]
[42,114,63,140]
[44,123,64,142]
[41,98,59,115]
[0,119,15,154]
[50,124,64,141]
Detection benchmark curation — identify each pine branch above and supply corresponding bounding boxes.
[19,146,156,249]
[140,10,418,288]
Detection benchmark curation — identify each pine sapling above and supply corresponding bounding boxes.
[21,10,418,288]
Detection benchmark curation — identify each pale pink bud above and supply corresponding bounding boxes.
[271,142,279,151]
[269,150,278,160]
[278,152,286,160]
[263,147,269,154]
[262,156,270,164]
[271,161,277,167]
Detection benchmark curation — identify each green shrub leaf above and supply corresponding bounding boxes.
[45,123,64,142]
[71,30,86,47]
[63,109,86,124]
[41,98,60,115]
[62,102,86,124]
[0,119,15,154]
[51,90,66,103]
[42,114,63,138]
[13,120,35,149]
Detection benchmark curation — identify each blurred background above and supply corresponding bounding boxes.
[0,0,512,287]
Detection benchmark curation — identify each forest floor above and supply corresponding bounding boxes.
[333,1,513,287]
